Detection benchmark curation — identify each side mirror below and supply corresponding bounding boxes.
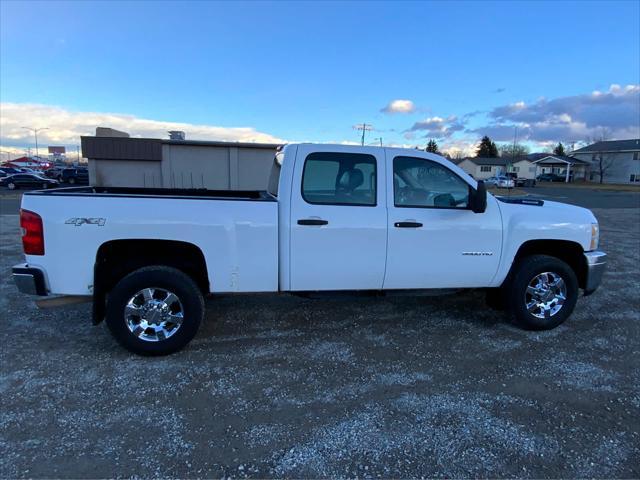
[470,180,487,213]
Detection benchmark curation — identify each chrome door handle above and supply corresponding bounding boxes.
[298,219,328,226]
[394,221,423,228]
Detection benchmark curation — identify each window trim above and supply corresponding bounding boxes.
[300,152,378,207]
[392,155,473,210]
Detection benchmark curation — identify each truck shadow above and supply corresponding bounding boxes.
[199,289,505,343]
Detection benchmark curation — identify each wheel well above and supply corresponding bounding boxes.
[95,239,210,295]
[512,240,587,289]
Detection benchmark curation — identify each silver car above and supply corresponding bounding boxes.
[485,176,515,188]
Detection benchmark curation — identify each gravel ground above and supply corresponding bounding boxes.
[1,208,639,478]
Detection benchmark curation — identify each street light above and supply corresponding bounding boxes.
[22,127,49,159]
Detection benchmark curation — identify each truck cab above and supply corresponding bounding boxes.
[275,144,501,291]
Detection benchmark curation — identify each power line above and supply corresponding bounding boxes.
[353,123,373,146]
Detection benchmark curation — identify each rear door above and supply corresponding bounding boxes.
[384,154,502,289]
[289,145,387,291]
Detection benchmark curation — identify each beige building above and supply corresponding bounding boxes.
[81,133,279,190]
[457,157,537,180]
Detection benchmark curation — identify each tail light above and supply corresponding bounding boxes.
[20,209,44,255]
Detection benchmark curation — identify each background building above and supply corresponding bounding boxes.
[569,139,640,184]
[530,155,590,182]
[81,132,280,189]
[456,157,537,180]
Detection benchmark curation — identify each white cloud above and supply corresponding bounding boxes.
[483,83,640,142]
[381,99,415,114]
[0,103,285,154]
[408,115,465,139]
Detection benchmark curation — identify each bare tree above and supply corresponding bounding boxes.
[498,143,529,159]
[586,128,614,184]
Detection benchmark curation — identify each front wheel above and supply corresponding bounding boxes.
[105,266,204,355]
[506,255,578,330]
[8,182,16,190]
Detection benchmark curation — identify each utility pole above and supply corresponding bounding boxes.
[353,123,373,146]
[76,145,80,163]
[22,126,49,159]
[510,126,518,168]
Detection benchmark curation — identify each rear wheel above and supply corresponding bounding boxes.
[105,266,204,355]
[7,182,16,190]
[68,177,76,184]
[506,255,578,330]
[42,182,49,189]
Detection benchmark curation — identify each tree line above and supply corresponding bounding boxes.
[422,136,568,159]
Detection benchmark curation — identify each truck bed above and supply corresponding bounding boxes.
[20,186,279,295]
[26,186,275,202]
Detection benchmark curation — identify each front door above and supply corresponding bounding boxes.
[289,146,387,291]
[384,155,502,289]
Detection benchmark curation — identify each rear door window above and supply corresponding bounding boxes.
[302,152,376,206]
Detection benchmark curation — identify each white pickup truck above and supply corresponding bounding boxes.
[13,144,606,355]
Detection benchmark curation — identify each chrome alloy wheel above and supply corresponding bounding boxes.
[124,288,184,342]
[525,272,567,319]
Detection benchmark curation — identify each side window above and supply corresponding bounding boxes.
[393,156,469,209]
[302,152,376,206]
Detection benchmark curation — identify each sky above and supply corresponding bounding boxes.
[1,0,639,159]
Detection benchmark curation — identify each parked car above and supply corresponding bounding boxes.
[0,167,21,177]
[514,177,536,187]
[537,173,565,182]
[0,173,60,190]
[485,175,515,188]
[44,166,66,180]
[11,144,605,355]
[60,168,89,184]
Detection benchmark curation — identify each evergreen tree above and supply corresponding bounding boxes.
[553,142,566,156]
[426,139,439,153]
[476,136,498,157]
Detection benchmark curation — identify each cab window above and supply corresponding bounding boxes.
[302,152,376,206]
[393,156,469,208]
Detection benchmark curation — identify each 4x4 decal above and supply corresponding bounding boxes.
[65,218,106,227]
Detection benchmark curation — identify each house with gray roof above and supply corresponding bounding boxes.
[530,155,591,182]
[457,156,537,180]
[570,139,640,184]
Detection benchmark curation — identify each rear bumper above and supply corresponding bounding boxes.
[583,251,607,296]
[12,264,48,296]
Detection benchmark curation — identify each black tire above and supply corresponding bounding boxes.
[105,266,204,355]
[8,182,17,190]
[69,177,76,184]
[506,254,578,330]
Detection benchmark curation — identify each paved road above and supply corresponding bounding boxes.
[520,185,640,209]
[1,209,638,478]
[0,192,21,215]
